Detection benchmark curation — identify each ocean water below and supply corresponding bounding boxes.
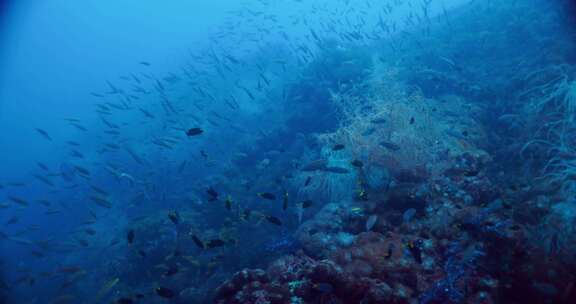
[1,0,576,303]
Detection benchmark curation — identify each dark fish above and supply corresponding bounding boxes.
[35,128,52,141]
[362,127,376,136]
[324,167,350,174]
[186,128,204,136]
[379,141,400,151]
[37,162,50,172]
[73,165,90,176]
[258,192,276,200]
[8,196,28,207]
[332,144,345,151]
[265,215,282,226]
[304,176,312,187]
[225,197,232,211]
[33,174,54,186]
[301,159,328,171]
[127,229,135,244]
[351,160,364,168]
[370,118,387,124]
[206,239,226,248]
[206,187,218,201]
[200,150,208,159]
[301,200,313,208]
[313,283,334,293]
[407,240,422,264]
[410,117,415,124]
[191,235,205,249]
[163,266,179,277]
[282,191,289,211]
[168,210,180,225]
[116,298,134,304]
[90,195,112,208]
[140,61,151,66]
[155,287,176,298]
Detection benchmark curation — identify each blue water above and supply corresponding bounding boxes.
[1,0,576,303]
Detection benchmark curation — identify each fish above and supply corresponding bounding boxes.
[304,176,312,187]
[402,208,417,223]
[168,210,180,225]
[8,196,28,207]
[186,128,204,136]
[379,141,400,151]
[301,200,313,208]
[283,191,289,211]
[370,117,387,124]
[116,298,134,304]
[258,192,276,200]
[301,159,328,171]
[351,160,364,168]
[140,61,151,66]
[407,240,422,264]
[35,128,52,141]
[206,187,218,201]
[191,235,205,249]
[155,287,176,298]
[366,215,378,231]
[73,165,90,176]
[323,167,350,174]
[313,283,334,293]
[90,196,112,208]
[224,196,232,211]
[205,239,226,248]
[95,277,120,303]
[33,174,55,187]
[265,215,282,226]
[332,144,345,151]
[410,117,415,124]
[37,162,50,171]
[127,229,135,244]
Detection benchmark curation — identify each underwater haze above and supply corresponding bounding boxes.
[1,0,576,303]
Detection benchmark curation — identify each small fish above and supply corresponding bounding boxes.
[95,278,120,302]
[258,192,276,200]
[323,167,350,174]
[224,196,232,211]
[186,128,204,136]
[116,298,134,304]
[282,191,289,211]
[351,160,364,168]
[155,287,176,298]
[265,215,282,226]
[35,128,52,141]
[332,144,345,151]
[127,229,135,244]
[366,215,378,231]
[191,235,205,249]
[407,239,422,264]
[206,239,226,248]
[370,117,387,124]
[140,61,151,66]
[90,196,112,208]
[304,176,312,187]
[163,266,179,277]
[301,159,328,171]
[313,282,334,293]
[37,162,50,171]
[168,210,180,225]
[301,200,313,208]
[8,196,28,207]
[410,117,415,124]
[207,187,218,201]
[379,141,400,151]
[402,208,417,223]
